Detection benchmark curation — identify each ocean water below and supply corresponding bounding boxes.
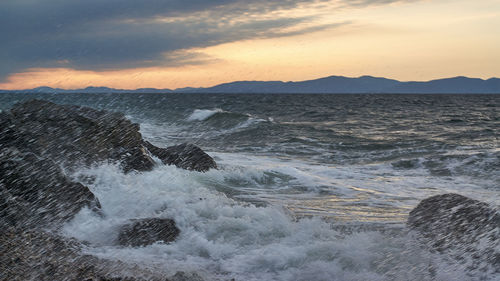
[1,93,499,280]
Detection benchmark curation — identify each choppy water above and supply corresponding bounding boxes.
[1,93,499,280]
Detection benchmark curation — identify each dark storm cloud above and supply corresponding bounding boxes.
[0,0,407,80]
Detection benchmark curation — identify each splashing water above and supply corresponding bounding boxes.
[1,92,498,280]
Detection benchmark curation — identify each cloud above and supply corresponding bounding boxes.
[0,0,410,81]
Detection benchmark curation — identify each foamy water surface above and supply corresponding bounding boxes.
[1,93,498,280]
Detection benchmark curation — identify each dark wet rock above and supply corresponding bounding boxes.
[0,100,211,280]
[0,112,17,147]
[144,141,217,172]
[0,147,101,229]
[170,272,204,281]
[2,99,155,172]
[408,193,500,272]
[408,193,499,243]
[0,228,173,281]
[1,99,216,173]
[118,218,180,247]
[0,227,204,280]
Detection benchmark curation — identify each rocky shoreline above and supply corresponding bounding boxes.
[1,100,498,280]
[1,100,215,280]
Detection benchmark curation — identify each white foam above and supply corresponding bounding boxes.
[184,109,268,138]
[61,153,497,280]
[187,109,224,121]
[210,152,499,217]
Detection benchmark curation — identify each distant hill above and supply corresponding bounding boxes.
[387,77,500,94]
[190,76,401,94]
[0,86,173,94]
[2,75,499,94]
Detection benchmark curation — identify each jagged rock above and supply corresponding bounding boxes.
[0,228,170,281]
[0,112,17,146]
[118,218,180,247]
[2,99,155,172]
[170,272,204,281]
[0,148,101,229]
[408,193,500,272]
[0,100,211,280]
[1,100,216,173]
[144,141,217,172]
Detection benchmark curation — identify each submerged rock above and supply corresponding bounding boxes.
[408,193,500,272]
[118,218,180,247]
[0,148,101,229]
[144,141,217,172]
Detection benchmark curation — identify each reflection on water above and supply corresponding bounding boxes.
[2,93,498,280]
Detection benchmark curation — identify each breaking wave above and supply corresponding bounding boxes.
[186,108,268,134]
[62,160,489,281]
[187,109,251,122]
[187,109,226,121]
[3,92,497,280]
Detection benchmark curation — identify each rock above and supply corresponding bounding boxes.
[1,99,217,173]
[0,112,17,146]
[118,218,180,247]
[408,193,500,272]
[170,272,204,281]
[0,228,169,281]
[0,100,212,280]
[0,147,101,229]
[144,141,217,172]
[3,99,155,172]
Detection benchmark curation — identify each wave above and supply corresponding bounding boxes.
[185,109,268,136]
[187,108,251,122]
[62,161,491,280]
[187,109,225,121]
[391,149,500,184]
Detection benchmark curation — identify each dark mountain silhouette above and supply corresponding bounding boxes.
[2,75,499,94]
[387,77,500,93]
[194,76,401,93]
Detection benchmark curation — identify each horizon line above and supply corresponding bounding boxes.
[1,74,499,92]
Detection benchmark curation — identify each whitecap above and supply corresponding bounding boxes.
[187,109,224,121]
[61,157,496,280]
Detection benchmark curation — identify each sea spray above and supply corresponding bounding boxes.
[1,92,497,280]
[63,159,490,280]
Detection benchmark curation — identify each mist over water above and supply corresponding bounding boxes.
[1,93,499,280]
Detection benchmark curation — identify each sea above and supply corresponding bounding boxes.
[1,93,499,280]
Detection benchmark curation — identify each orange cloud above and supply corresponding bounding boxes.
[1,0,499,90]
[0,66,222,90]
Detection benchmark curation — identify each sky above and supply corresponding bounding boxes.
[0,0,499,90]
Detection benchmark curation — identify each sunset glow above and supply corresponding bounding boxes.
[1,0,499,90]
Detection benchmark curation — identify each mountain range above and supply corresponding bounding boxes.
[1,75,499,94]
